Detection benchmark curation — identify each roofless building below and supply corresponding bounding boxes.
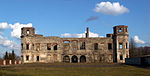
[21,25,129,63]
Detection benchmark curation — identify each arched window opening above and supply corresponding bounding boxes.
[118,28,122,32]
[27,30,30,34]
[63,41,70,43]
[80,55,86,63]
[63,55,70,63]
[71,55,78,63]
[54,45,58,50]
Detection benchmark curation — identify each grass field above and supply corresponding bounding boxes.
[0,63,150,76]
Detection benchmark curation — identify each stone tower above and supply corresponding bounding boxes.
[113,25,129,63]
[21,27,35,38]
[21,27,36,63]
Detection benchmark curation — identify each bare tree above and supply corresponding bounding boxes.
[4,51,8,60]
[129,38,137,57]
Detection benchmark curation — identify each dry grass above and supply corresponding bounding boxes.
[0,63,150,76]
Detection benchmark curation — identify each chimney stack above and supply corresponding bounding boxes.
[86,27,89,38]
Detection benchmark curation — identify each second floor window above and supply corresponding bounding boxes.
[54,45,58,50]
[94,43,98,50]
[119,43,123,49]
[36,43,40,51]
[80,42,86,50]
[26,44,29,50]
[108,43,112,50]
[47,43,51,50]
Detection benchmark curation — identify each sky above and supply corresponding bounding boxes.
[0,0,149,56]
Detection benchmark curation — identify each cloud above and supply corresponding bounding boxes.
[61,31,99,38]
[0,35,20,50]
[94,2,129,15]
[0,22,33,38]
[86,16,99,22]
[0,32,3,35]
[0,22,33,52]
[10,23,33,38]
[134,35,145,44]
[0,22,10,29]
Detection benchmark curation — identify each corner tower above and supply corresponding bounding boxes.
[21,27,35,63]
[21,27,35,38]
[113,25,129,63]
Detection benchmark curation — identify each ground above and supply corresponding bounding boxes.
[0,63,150,76]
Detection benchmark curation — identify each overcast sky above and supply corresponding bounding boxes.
[0,0,149,56]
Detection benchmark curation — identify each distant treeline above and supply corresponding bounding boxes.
[3,50,16,60]
[129,38,150,58]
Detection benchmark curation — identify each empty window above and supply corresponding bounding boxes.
[118,28,122,32]
[26,44,29,50]
[21,43,23,50]
[36,43,40,51]
[47,43,51,50]
[126,43,128,49]
[32,44,34,50]
[125,28,128,32]
[120,55,123,60]
[80,42,86,50]
[119,43,123,49]
[64,41,70,43]
[21,55,23,61]
[36,56,39,61]
[27,30,30,34]
[108,43,112,50]
[54,45,57,50]
[94,43,98,50]
[72,41,78,50]
[26,55,29,61]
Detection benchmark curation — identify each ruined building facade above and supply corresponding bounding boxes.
[21,25,129,63]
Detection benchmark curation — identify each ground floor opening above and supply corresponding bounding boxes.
[71,55,78,63]
[80,55,86,63]
[63,55,70,63]
[63,55,86,63]
[36,56,39,61]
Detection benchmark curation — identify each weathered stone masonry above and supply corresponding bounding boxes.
[21,25,129,63]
